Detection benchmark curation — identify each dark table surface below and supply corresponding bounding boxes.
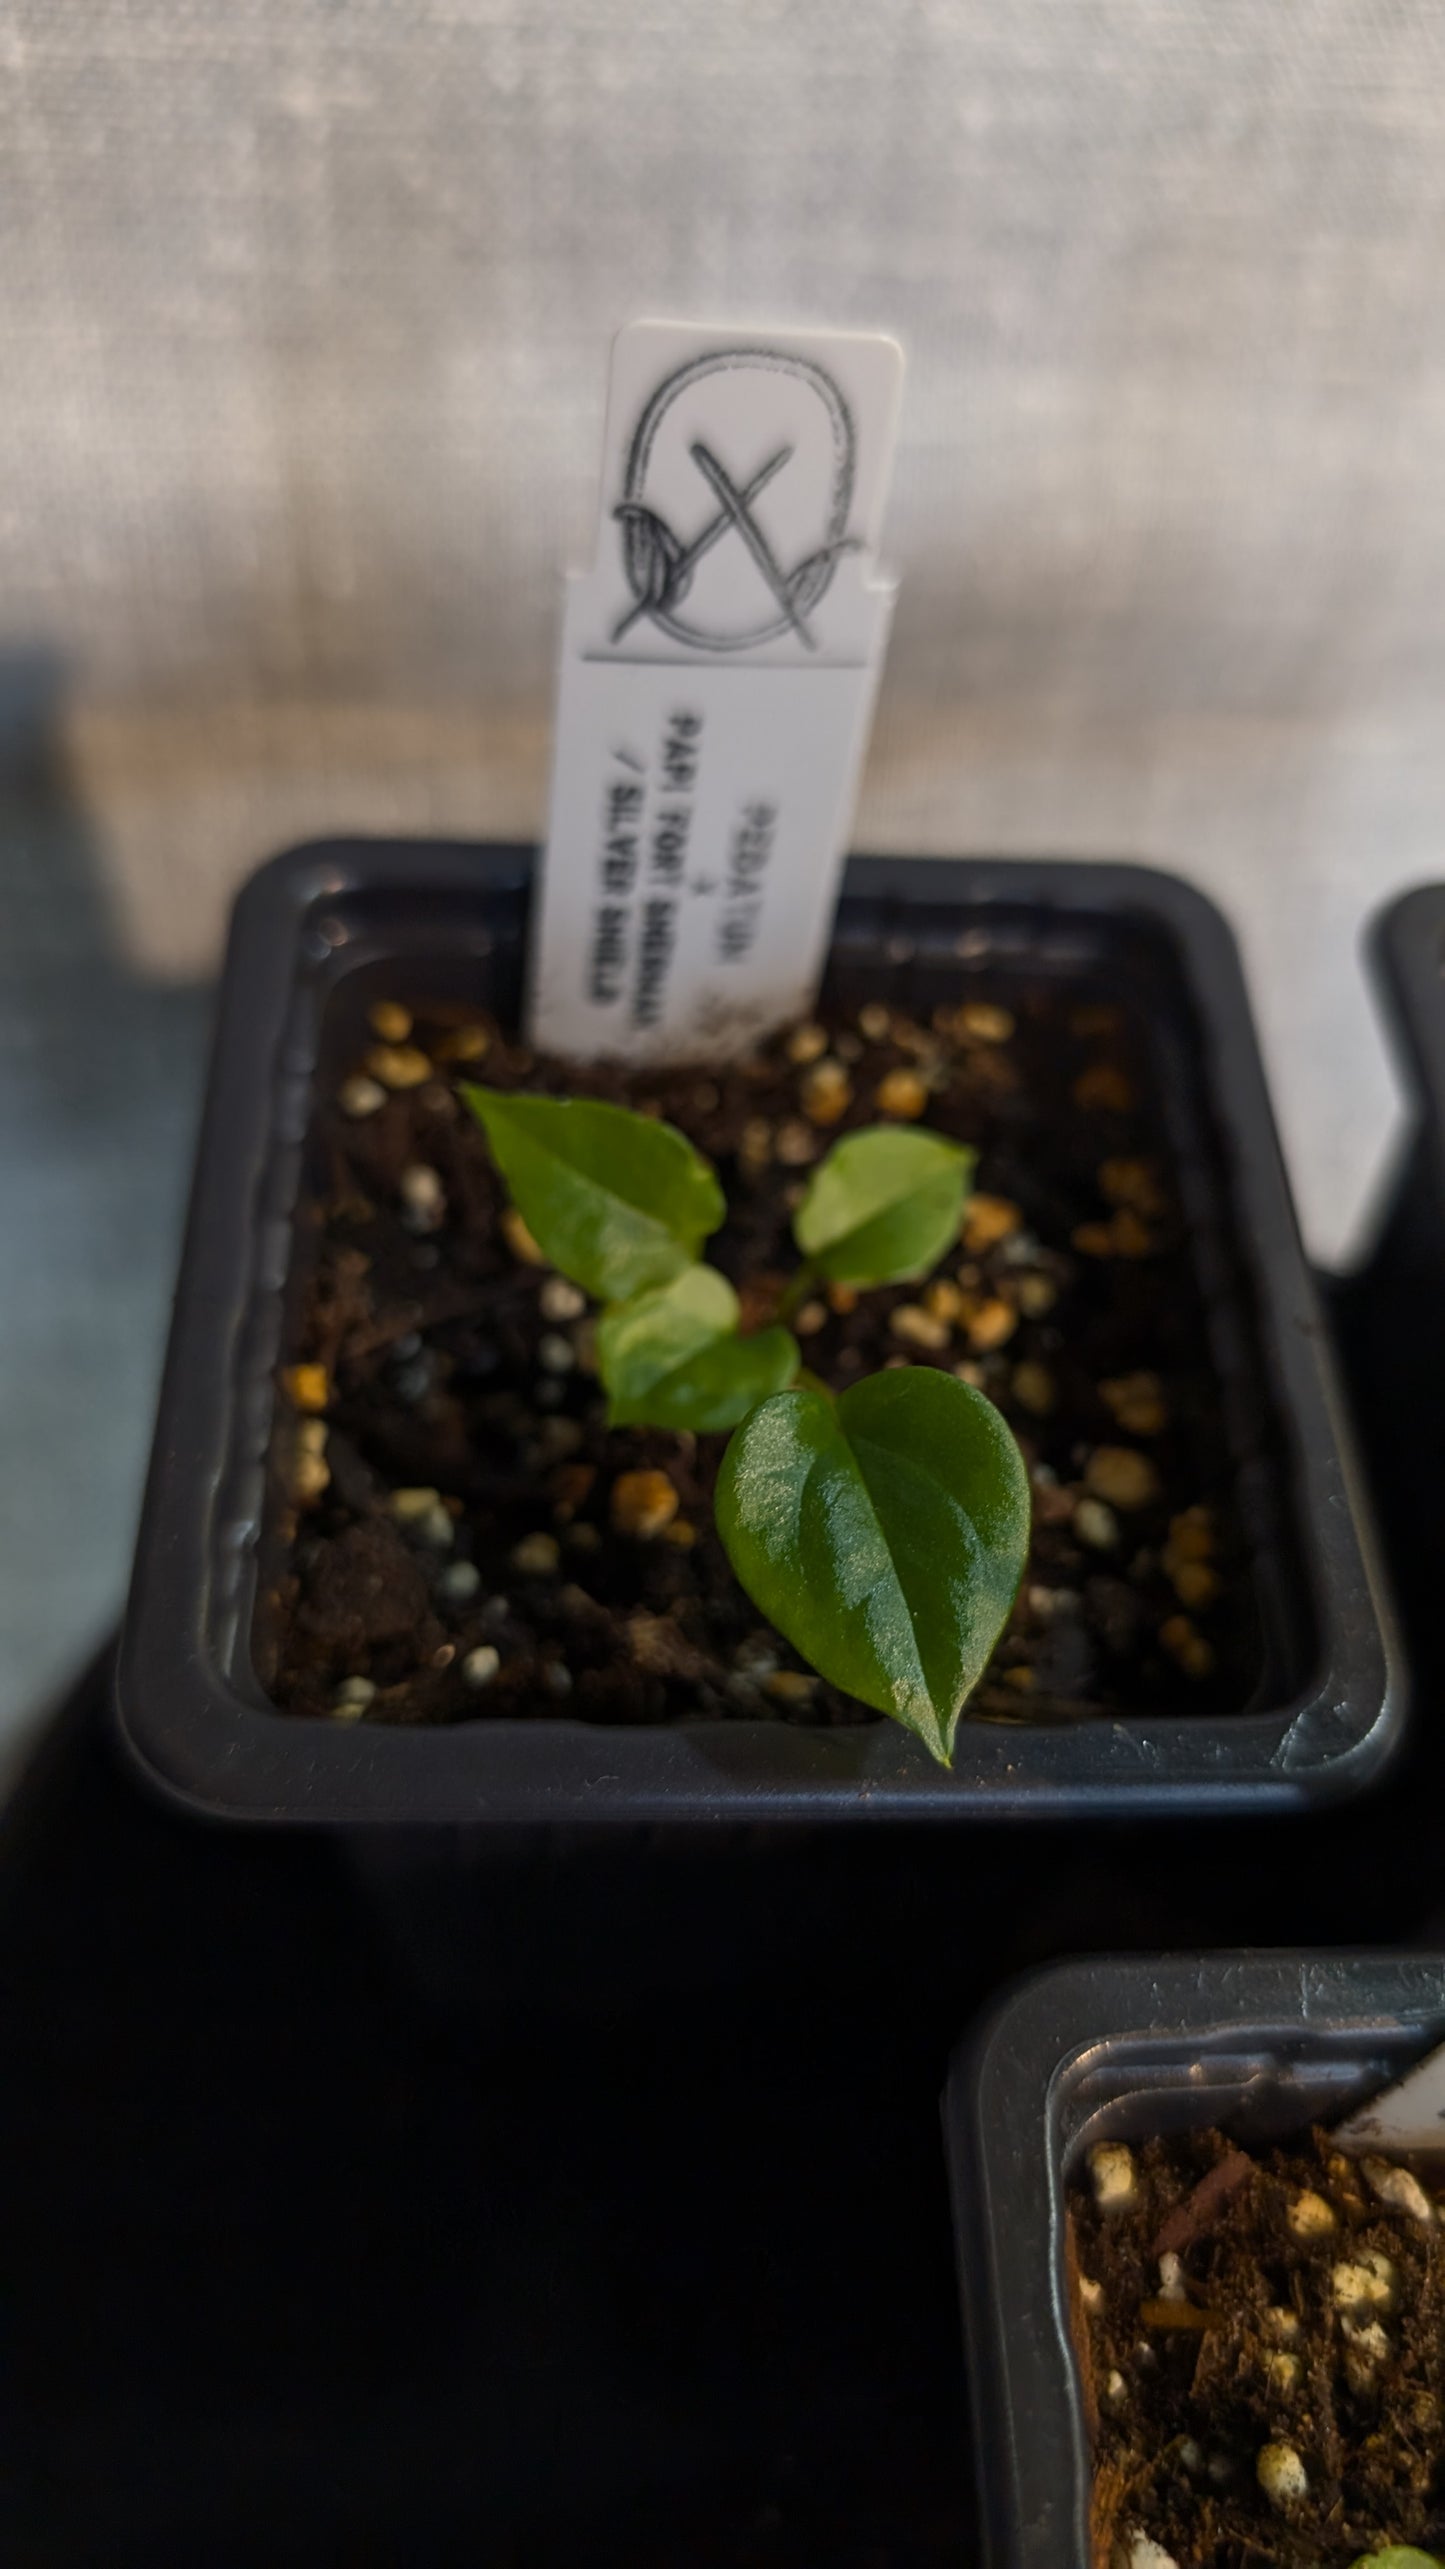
[5,1277,1442,2567]
[3,1660,977,2568]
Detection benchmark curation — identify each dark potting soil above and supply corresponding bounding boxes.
[1071,2128,1445,2565]
[259,986,1263,1728]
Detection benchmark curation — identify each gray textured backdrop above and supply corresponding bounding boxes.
[3,0,1444,1742]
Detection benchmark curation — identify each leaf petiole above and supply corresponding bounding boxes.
[776,1262,820,1324]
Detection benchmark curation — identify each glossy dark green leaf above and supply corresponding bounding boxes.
[598,1264,799,1432]
[463,1087,724,1303]
[793,1124,974,1286]
[715,1367,1030,1766]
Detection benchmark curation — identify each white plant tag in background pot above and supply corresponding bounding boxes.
[1334,2034,1445,2159]
[530,320,905,1061]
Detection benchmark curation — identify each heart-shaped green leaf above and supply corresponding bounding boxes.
[464,1087,724,1303]
[715,1367,1029,1766]
[794,1125,974,1287]
[598,1264,799,1432]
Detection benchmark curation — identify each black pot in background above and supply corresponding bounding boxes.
[1340,885,1445,1715]
[1365,884,1445,1290]
[943,1951,1445,2569]
[116,839,1396,1826]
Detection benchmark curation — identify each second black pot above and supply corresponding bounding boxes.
[1343,883,1445,1721]
[944,1949,1445,2569]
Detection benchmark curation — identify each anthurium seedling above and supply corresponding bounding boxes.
[463,1088,724,1300]
[597,1265,798,1434]
[791,1123,974,1288]
[716,1369,1030,1768]
[463,1082,1028,1765]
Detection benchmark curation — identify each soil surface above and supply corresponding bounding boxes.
[1072,2127,1445,2564]
[261,984,1263,1728]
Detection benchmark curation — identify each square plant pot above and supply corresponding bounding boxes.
[1342,885,1445,1711]
[1368,883,1445,1288]
[944,1950,1445,2569]
[117,839,1396,1824]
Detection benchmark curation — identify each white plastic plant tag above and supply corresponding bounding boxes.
[1334,2036,1445,2158]
[529,321,904,1060]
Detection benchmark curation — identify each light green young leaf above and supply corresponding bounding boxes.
[598,1264,799,1432]
[794,1125,974,1287]
[464,1087,724,1303]
[715,1367,1030,1766]
[1350,2554,1445,2568]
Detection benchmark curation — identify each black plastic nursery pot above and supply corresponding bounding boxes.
[117,838,1397,1825]
[944,1950,1445,2569]
[1368,883,1445,1292]
[1341,885,1445,1719]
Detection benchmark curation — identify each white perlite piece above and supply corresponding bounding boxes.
[1157,2252,1187,2302]
[1263,2305,1300,2342]
[1266,2351,1301,2397]
[1088,2142,1137,2211]
[1102,2368,1128,2409]
[1331,2250,1399,2311]
[540,1277,587,1323]
[399,1163,446,1230]
[1340,2314,1390,2362]
[1122,2536,1178,2569]
[387,1486,453,1549]
[1256,2442,1309,2507]
[339,1074,386,1119]
[1361,2155,1435,2226]
[1286,2187,1336,2238]
[1074,1497,1120,1552]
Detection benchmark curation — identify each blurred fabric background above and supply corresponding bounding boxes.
[3,0,1444,1759]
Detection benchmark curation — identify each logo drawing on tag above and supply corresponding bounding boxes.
[611,349,860,653]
